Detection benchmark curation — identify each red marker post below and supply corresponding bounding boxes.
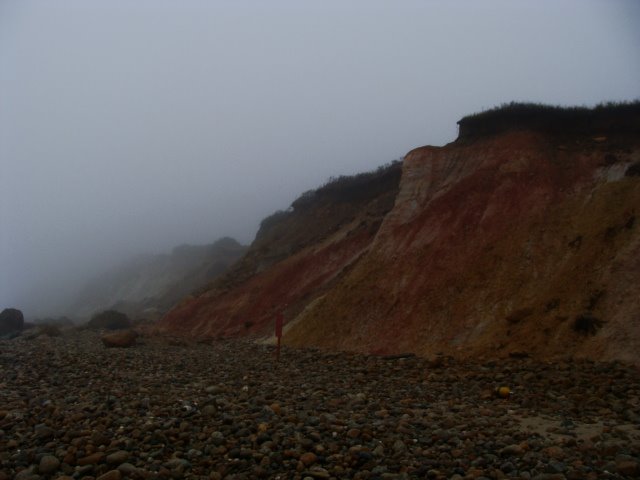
[275,312,283,361]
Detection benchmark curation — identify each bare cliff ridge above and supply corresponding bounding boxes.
[158,102,640,363]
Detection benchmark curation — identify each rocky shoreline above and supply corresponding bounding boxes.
[1,330,639,479]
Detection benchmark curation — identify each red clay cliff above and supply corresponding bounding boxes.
[157,103,640,363]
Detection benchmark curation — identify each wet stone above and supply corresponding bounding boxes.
[106,450,129,465]
[77,452,105,466]
[616,459,640,476]
[96,470,122,480]
[38,455,60,474]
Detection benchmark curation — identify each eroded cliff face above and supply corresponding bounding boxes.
[285,130,640,362]
[158,115,640,363]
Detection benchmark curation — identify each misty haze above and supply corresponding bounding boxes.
[2,0,638,320]
[2,1,640,479]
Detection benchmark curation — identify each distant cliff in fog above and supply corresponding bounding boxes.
[72,237,247,321]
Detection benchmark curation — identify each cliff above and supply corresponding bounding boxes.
[158,103,640,363]
[157,162,402,337]
[73,237,247,320]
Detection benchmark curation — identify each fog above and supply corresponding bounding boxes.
[1,0,639,318]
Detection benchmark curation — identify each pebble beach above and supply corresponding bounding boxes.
[1,330,639,479]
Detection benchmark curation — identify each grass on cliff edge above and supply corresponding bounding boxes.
[457,100,640,139]
[259,158,403,233]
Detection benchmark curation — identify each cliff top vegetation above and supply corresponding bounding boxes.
[457,101,640,139]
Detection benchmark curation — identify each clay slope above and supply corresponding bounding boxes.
[156,162,402,337]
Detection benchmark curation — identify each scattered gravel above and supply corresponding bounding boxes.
[1,330,639,479]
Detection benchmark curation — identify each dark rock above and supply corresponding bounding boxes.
[106,450,129,465]
[0,308,24,336]
[116,463,139,477]
[97,470,122,480]
[500,444,524,456]
[33,424,55,440]
[77,452,106,466]
[38,455,60,474]
[625,162,640,177]
[13,468,37,480]
[547,461,567,473]
[300,452,318,466]
[91,431,111,446]
[303,468,331,478]
[616,460,639,477]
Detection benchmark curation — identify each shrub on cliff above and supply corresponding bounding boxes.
[291,159,403,209]
[258,210,291,236]
[457,101,640,139]
[87,310,132,330]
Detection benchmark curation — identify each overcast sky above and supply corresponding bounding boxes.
[1,0,639,318]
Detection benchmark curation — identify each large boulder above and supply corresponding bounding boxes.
[0,308,24,336]
[101,329,138,348]
[87,310,132,330]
